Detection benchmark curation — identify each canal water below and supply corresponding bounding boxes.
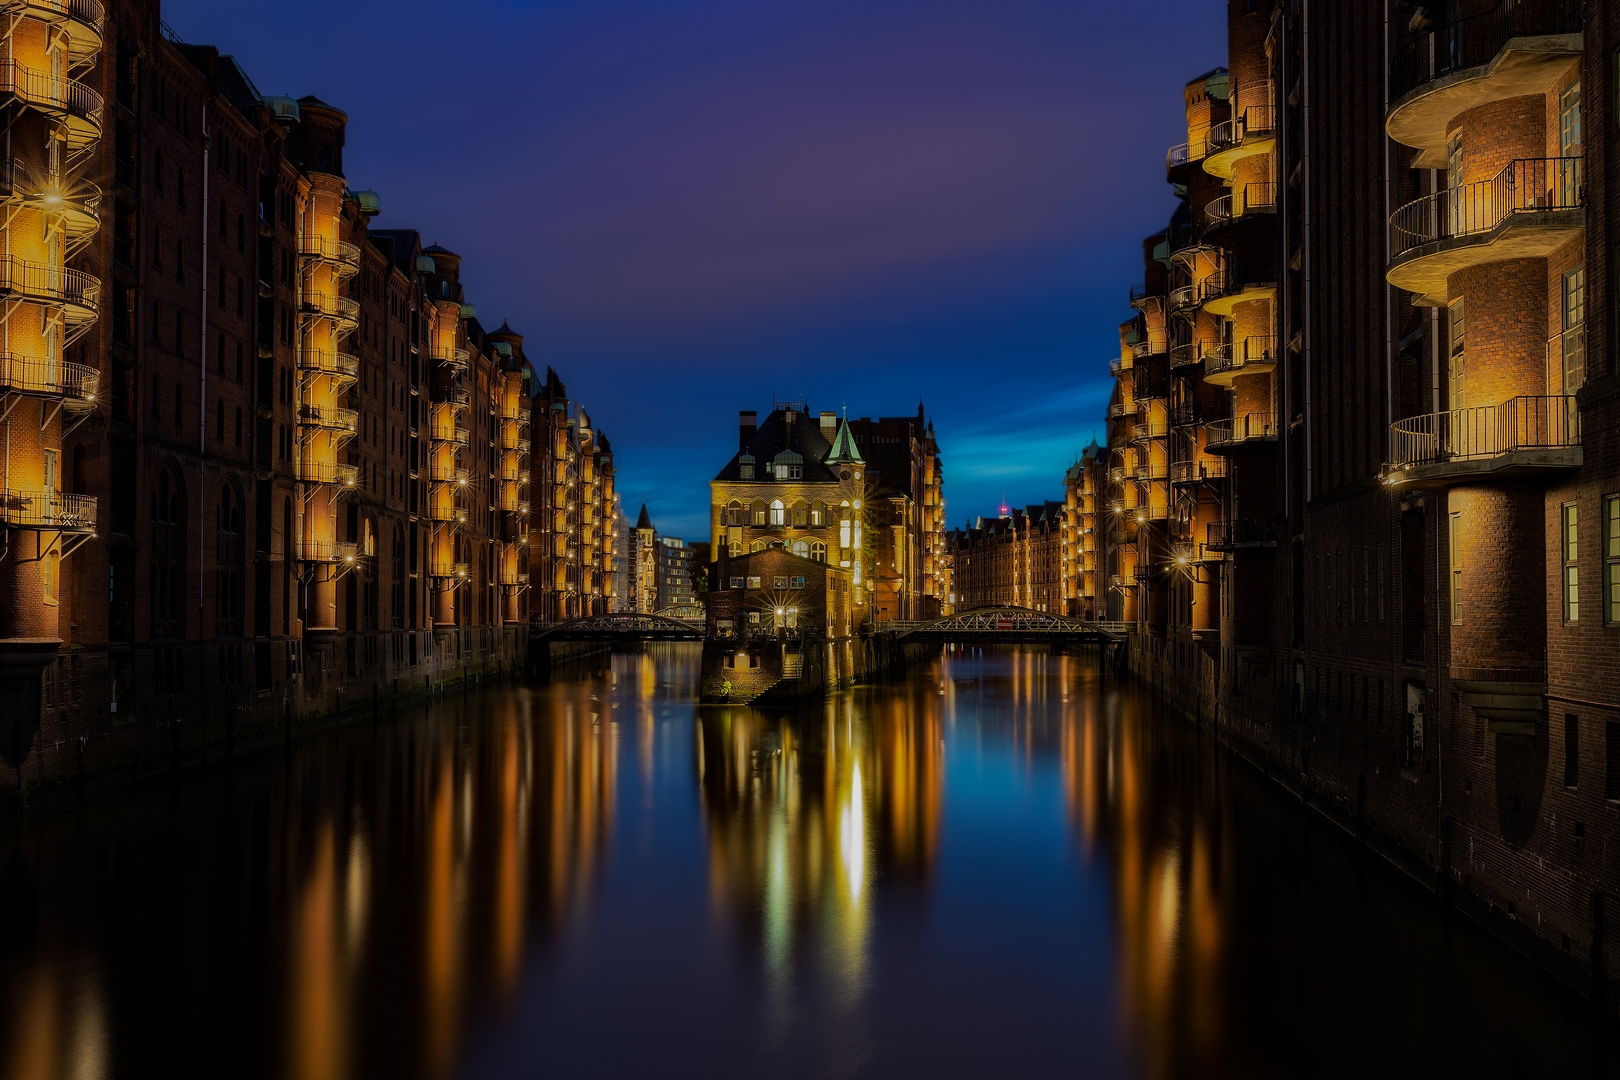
[1,645,1615,1079]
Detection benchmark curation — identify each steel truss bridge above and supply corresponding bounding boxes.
[531,613,706,642]
[886,607,1127,645]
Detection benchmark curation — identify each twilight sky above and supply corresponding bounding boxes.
[165,0,1225,540]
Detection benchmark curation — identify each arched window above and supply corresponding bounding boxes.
[726,500,743,526]
[216,482,243,635]
[790,501,808,527]
[750,500,767,526]
[811,501,826,527]
[151,466,186,638]
[810,541,827,563]
[792,539,809,558]
[750,539,768,553]
[727,539,741,558]
[769,499,785,526]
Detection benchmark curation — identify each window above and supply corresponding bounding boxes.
[1561,80,1582,155]
[727,540,741,558]
[729,576,744,589]
[840,519,852,549]
[1606,495,1620,624]
[769,499,784,526]
[810,541,827,563]
[1448,512,1462,623]
[791,539,809,557]
[773,576,788,588]
[791,576,805,589]
[1563,502,1579,622]
[1608,721,1620,801]
[811,504,825,526]
[750,538,768,553]
[747,576,761,589]
[1565,714,1580,788]
[1447,298,1465,411]
[791,505,807,527]
[751,502,767,526]
[726,501,743,526]
[739,463,754,479]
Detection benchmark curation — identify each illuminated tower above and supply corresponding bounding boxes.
[824,415,867,615]
[0,2,103,675]
[421,245,472,633]
[487,323,532,626]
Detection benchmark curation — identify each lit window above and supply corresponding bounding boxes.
[791,576,805,589]
[773,576,788,588]
[747,576,761,589]
[1561,80,1582,155]
[840,520,852,548]
[1564,502,1580,622]
[730,576,744,589]
[770,499,784,525]
[1605,495,1620,625]
[1447,298,1465,411]
[1448,512,1462,624]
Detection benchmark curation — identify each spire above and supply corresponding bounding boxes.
[636,502,654,531]
[823,416,865,466]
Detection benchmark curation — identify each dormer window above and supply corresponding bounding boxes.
[740,463,754,479]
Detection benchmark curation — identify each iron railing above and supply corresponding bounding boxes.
[1109,357,1128,377]
[424,464,470,484]
[1171,459,1226,485]
[0,255,99,312]
[1206,411,1278,449]
[297,403,358,432]
[0,156,101,226]
[1108,401,1135,419]
[428,346,471,370]
[297,539,359,562]
[1132,335,1167,360]
[1169,284,1199,310]
[1170,401,1200,428]
[0,353,97,400]
[1132,418,1169,440]
[430,425,470,447]
[1208,181,1278,225]
[1388,395,1579,469]
[1391,157,1582,257]
[428,560,470,578]
[296,461,357,486]
[1391,0,1583,102]
[1206,518,1273,550]
[0,489,95,530]
[1206,334,1279,379]
[303,291,360,325]
[297,350,358,379]
[1129,282,1159,308]
[298,235,360,269]
[0,60,103,131]
[4,0,107,38]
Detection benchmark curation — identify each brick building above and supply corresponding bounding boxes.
[0,5,562,791]
[708,401,947,626]
[1101,0,1620,1005]
[948,501,1065,612]
[530,366,617,621]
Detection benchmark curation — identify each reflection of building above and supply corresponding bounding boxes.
[1,9,535,790]
[702,546,854,701]
[531,368,617,620]
[1098,0,1620,996]
[708,402,947,626]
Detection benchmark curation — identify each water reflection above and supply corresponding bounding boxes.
[0,645,1614,1080]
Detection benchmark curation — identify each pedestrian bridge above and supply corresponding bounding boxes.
[885,607,1128,645]
[532,613,706,642]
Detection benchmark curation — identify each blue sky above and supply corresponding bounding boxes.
[166,0,1224,539]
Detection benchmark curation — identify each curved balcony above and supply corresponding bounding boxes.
[297,349,358,382]
[1133,461,1168,482]
[430,425,471,448]
[433,385,470,409]
[1200,267,1276,318]
[426,500,468,525]
[1384,395,1580,488]
[496,397,525,421]
[297,539,359,563]
[424,464,470,485]
[0,255,99,323]
[1206,518,1276,552]
[0,353,97,405]
[1131,418,1168,442]
[1169,401,1200,428]
[0,157,100,242]
[1169,283,1200,313]
[301,291,359,331]
[1388,0,1583,161]
[1131,336,1167,362]
[1171,459,1226,486]
[1131,366,1165,402]
[1165,131,1210,182]
[298,403,358,434]
[1388,157,1582,305]
[298,235,360,277]
[500,494,531,515]
[296,461,357,487]
[0,489,94,532]
[0,0,105,62]
[0,60,103,146]
[1205,181,1277,235]
[1203,82,1276,179]
[428,346,471,373]
[1206,412,1277,452]
[1203,335,1279,387]
[1109,357,1128,377]
[1107,401,1136,420]
[1128,282,1161,311]
[1169,342,1205,372]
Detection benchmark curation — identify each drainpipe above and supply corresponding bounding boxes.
[1384,0,1394,466]
[1302,0,1312,505]
[199,96,210,621]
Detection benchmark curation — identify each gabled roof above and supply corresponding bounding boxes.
[713,408,842,484]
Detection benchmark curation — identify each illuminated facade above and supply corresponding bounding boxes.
[0,13,539,791]
[947,502,1064,612]
[529,366,616,621]
[1099,0,1620,999]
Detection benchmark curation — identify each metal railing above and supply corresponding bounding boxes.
[424,464,470,484]
[296,461,357,486]
[426,501,467,523]
[497,397,525,420]
[3,0,107,38]
[0,156,101,225]
[1132,418,1168,440]
[0,489,95,530]
[1205,411,1278,449]
[1169,342,1204,370]
[297,403,358,432]
[299,235,360,269]
[1134,460,1168,481]
[0,255,99,313]
[1132,335,1167,360]
[430,425,470,447]
[303,291,360,325]
[297,539,359,563]
[1129,281,1159,308]
[1109,357,1127,377]
[297,350,358,379]
[0,353,97,400]
[1388,395,1579,469]
[0,60,103,131]
[428,346,471,370]
[435,386,470,408]
[1169,284,1199,310]
[1391,157,1582,258]
[1108,401,1135,419]
[1391,0,1583,102]
[1171,459,1226,484]
[1206,518,1273,550]
[1208,181,1278,225]
[1206,334,1278,379]
[429,560,470,578]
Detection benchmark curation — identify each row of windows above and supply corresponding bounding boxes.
[727,576,806,590]
[1558,496,1620,624]
[726,538,829,561]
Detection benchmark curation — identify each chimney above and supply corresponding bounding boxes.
[819,411,836,432]
[739,410,757,449]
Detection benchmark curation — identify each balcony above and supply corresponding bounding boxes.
[0,489,94,532]
[1107,401,1136,420]
[497,397,525,420]
[1128,282,1161,310]
[1384,395,1580,488]
[296,461,357,487]
[297,403,358,433]
[1205,518,1275,552]
[1205,181,1278,231]
[426,501,468,525]
[1169,401,1200,428]
[1205,412,1278,452]
[1109,356,1129,377]
[430,425,470,447]
[1388,158,1583,305]
[1168,342,1205,372]
[297,539,359,563]
[0,60,103,146]
[428,346,471,372]
[0,156,101,241]
[1131,336,1167,362]
[1203,335,1279,387]
[1169,283,1199,312]
[0,353,97,405]
[1171,458,1226,486]
[1108,466,1127,484]
[302,291,360,331]
[0,255,99,323]
[298,235,361,275]
[1388,0,1583,162]
[1133,460,1168,482]
[1200,266,1276,318]
[424,464,470,485]
[0,1,105,63]
[1204,81,1276,179]
[1165,134,1207,181]
[429,560,470,579]
[297,350,358,382]
[1131,418,1168,442]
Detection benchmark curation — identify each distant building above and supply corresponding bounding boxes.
[656,537,702,618]
[948,502,1066,612]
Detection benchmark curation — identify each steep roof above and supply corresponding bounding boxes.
[636,503,654,531]
[712,408,842,484]
[824,417,865,466]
